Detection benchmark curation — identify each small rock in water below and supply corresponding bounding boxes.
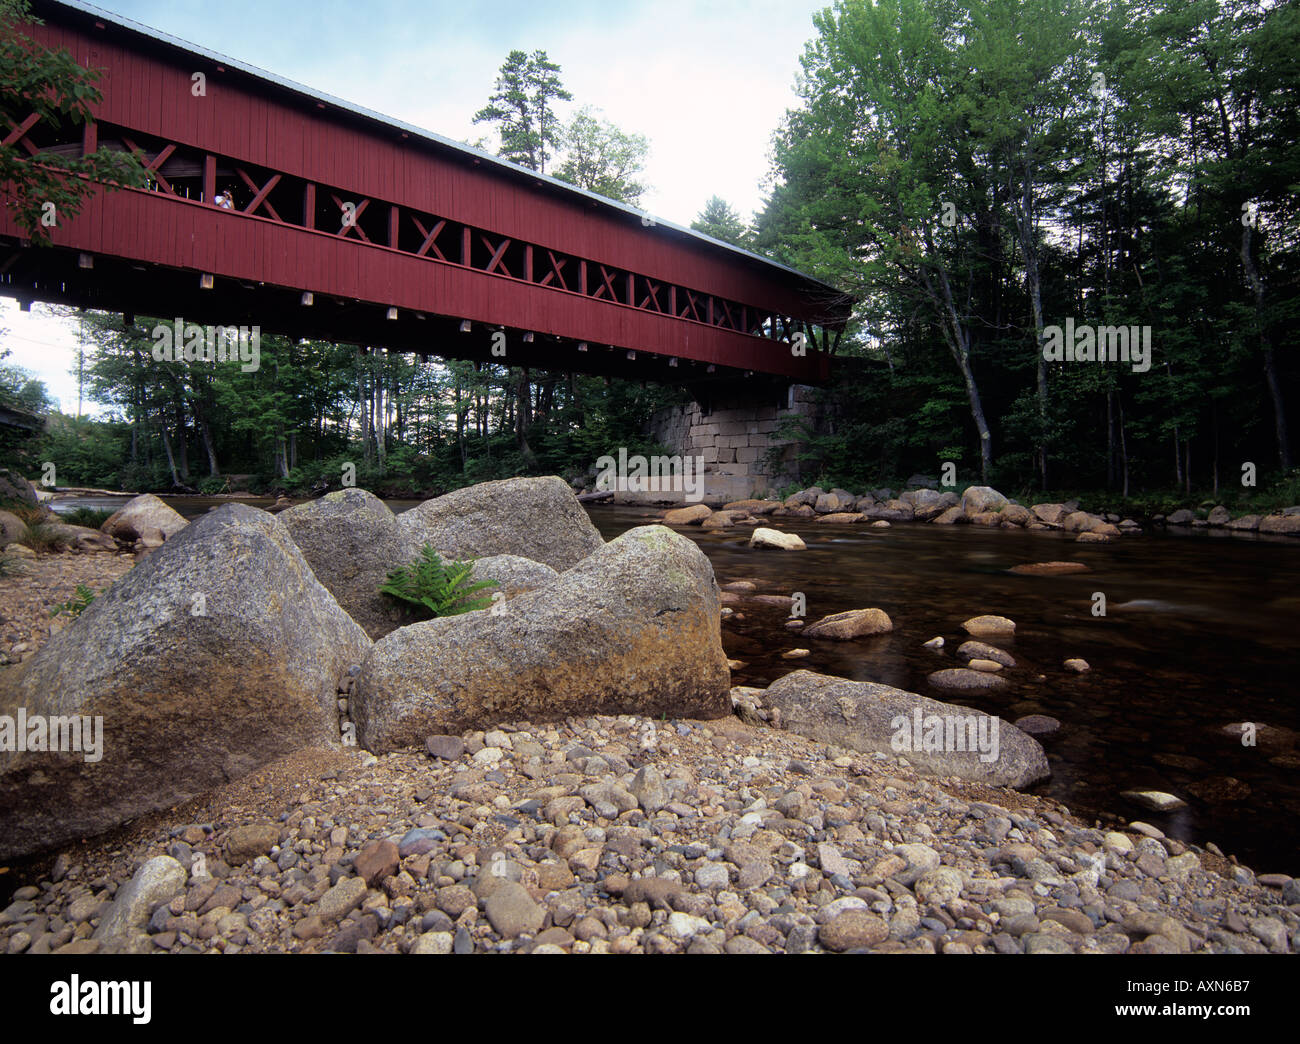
[961,615,1016,638]
[1064,658,1090,672]
[1122,791,1187,813]
[1014,715,1061,736]
[927,668,1007,691]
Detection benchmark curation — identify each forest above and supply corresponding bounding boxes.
[2,0,1297,510]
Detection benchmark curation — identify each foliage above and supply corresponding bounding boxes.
[18,520,60,552]
[58,506,111,528]
[0,0,148,243]
[691,196,751,247]
[553,106,649,205]
[378,545,498,619]
[472,49,572,174]
[49,582,95,618]
[755,0,1300,495]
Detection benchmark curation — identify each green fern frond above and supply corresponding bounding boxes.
[379,545,498,619]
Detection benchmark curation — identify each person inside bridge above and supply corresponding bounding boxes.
[215,190,234,209]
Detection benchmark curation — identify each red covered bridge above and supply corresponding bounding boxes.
[1,0,851,387]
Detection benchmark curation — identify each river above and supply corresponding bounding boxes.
[50,493,1300,873]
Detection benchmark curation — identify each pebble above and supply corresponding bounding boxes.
[0,706,1286,958]
[484,882,544,938]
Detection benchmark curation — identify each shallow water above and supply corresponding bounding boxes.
[48,493,1300,872]
[589,506,1300,874]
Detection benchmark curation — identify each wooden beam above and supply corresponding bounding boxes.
[303,182,316,229]
[202,153,216,204]
[481,234,512,276]
[330,194,371,242]
[411,216,446,259]
[2,113,40,148]
[236,168,283,221]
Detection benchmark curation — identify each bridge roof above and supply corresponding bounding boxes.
[49,0,845,303]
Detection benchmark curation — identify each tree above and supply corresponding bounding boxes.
[553,106,648,204]
[763,0,1001,480]
[0,0,146,243]
[473,49,572,174]
[691,196,750,247]
[0,360,53,413]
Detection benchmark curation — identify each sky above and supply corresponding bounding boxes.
[2,0,832,414]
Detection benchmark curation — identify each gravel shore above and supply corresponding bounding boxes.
[2,711,1295,955]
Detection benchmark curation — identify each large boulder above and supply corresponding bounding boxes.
[0,509,27,547]
[1030,503,1068,525]
[784,488,822,508]
[0,468,38,505]
[960,486,1008,516]
[468,554,558,599]
[352,525,730,751]
[397,476,603,571]
[279,489,419,640]
[101,493,188,541]
[1000,504,1032,527]
[762,671,1049,788]
[45,522,117,551]
[814,492,847,514]
[662,504,712,525]
[1259,513,1300,536]
[902,489,955,521]
[0,503,370,861]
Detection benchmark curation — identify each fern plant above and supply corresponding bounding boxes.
[378,545,498,619]
[50,583,96,619]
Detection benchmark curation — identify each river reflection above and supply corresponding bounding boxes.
[49,494,1300,871]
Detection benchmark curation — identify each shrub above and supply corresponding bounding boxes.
[378,545,498,619]
[59,507,114,529]
[18,521,62,553]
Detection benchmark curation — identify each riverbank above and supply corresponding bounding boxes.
[2,711,1294,955]
[651,482,1300,542]
[2,484,1296,956]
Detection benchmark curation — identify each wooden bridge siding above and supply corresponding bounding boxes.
[1,184,828,381]
[26,19,830,324]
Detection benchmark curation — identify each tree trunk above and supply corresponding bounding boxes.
[160,418,181,487]
[1241,222,1292,469]
[930,264,993,482]
[515,368,536,465]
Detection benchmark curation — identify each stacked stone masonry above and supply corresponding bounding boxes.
[637,386,821,505]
